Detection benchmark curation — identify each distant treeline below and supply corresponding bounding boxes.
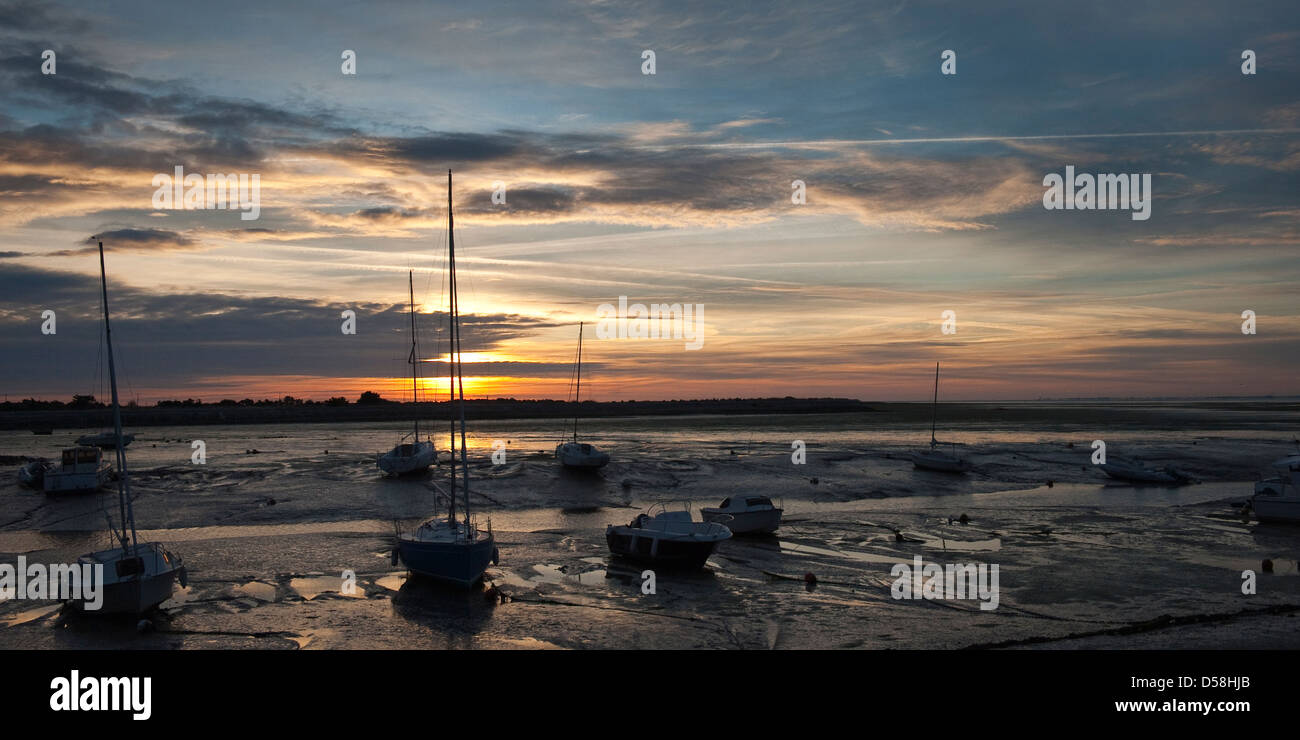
[0,393,875,430]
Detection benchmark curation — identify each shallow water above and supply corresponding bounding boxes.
[2,410,1299,649]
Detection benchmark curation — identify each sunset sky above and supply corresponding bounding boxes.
[1,0,1298,403]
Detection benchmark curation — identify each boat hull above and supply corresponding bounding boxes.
[556,442,609,469]
[701,508,782,534]
[378,441,437,476]
[398,535,496,587]
[605,528,724,569]
[66,543,185,615]
[43,465,111,494]
[913,452,970,473]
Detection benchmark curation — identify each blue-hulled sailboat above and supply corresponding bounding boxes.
[396,170,498,587]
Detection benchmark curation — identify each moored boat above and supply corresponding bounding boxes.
[606,503,731,568]
[556,322,610,470]
[1251,455,1300,524]
[18,459,53,488]
[43,446,111,494]
[64,241,185,614]
[77,431,135,449]
[395,170,497,588]
[701,495,783,534]
[913,362,971,474]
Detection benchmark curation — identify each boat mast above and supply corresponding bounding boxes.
[573,321,583,443]
[409,270,419,442]
[98,242,136,552]
[930,361,939,448]
[449,169,471,530]
[446,171,458,524]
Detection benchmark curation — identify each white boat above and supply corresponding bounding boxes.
[701,495,783,534]
[378,271,437,477]
[18,459,53,488]
[606,502,731,568]
[43,446,111,494]
[556,322,610,470]
[395,171,497,588]
[1251,455,1300,524]
[1099,456,1194,485]
[913,362,971,473]
[77,431,135,449]
[65,241,186,614]
[70,542,187,615]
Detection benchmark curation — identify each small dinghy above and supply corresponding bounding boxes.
[701,495,783,534]
[18,459,53,488]
[606,503,731,568]
[1100,457,1195,485]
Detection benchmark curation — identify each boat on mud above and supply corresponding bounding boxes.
[606,502,731,568]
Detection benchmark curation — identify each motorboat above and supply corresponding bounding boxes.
[701,495,783,534]
[606,503,731,568]
[1251,455,1300,523]
[43,446,111,493]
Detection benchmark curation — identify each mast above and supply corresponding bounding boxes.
[409,270,419,442]
[450,169,471,530]
[98,242,135,551]
[930,361,939,448]
[446,171,457,524]
[572,322,583,442]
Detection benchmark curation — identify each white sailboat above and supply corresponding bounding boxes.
[555,321,610,469]
[395,171,498,588]
[66,242,186,615]
[377,271,436,476]
[912,362,971,473]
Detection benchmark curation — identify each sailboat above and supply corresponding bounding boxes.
[377,271,437,476]
[555,321,610,470]
[912,362,971,473]
[395,171,498,588]
[66,242,187,615]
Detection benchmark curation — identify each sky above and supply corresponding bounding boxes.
[1,0,1297,403]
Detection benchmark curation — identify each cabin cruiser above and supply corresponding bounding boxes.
[606,503,731,568]
[701,495,783,534]
[1251,455,1300,524]
[43,446,111,493]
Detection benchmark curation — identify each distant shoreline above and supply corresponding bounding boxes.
[2,396,1297,432]
[0,397,875,431]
